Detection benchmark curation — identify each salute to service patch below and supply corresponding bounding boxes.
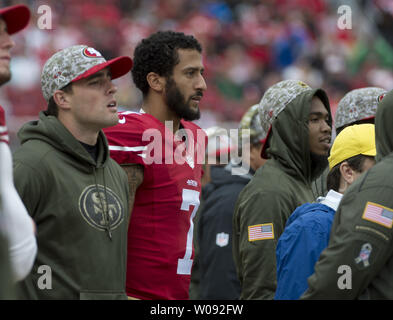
[248,223,274,241]
[362,202,393,228]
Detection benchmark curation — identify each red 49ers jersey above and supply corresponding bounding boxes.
[0,106,9,144]
[103,111,206,300]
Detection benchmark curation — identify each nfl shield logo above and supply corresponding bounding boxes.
[216,232,229,247]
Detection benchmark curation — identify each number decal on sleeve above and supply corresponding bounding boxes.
[177,188,200,275]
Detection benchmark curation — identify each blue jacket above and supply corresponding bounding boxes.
[274,201,336,300]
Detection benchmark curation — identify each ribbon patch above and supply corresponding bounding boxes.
[354,243,372,268]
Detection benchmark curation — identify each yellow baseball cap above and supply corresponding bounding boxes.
[328,124,376,170]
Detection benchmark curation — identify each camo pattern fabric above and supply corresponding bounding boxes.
[41,45,106,101]
[239,104,267,145]
[334,87,387,130]
[258,79,312,134]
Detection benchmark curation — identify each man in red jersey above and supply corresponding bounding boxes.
[104,30,207,300]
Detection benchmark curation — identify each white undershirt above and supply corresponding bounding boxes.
[317,189,343,211]
[0,142,37,282]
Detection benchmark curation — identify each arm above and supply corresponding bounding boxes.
[1,145,37,282]
[233,191,292,300]
[121,164,144,222]
[275,216,327,300]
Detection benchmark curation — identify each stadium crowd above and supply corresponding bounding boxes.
[3,0,393,148]
[2,0,393,302]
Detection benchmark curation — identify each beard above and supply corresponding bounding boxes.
[0,70,11,86]
[310,151,329,180]
[165,77,201,121]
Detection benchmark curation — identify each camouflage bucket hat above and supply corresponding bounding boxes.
[334,87,387,130]
[41,45,133,101]
[239,104,267,145]
[258,79,312,135]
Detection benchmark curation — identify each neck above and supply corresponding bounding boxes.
[58,114,99,145]
[142,94,181,133]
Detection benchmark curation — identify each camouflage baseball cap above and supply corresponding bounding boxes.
[239,104,267,145]
[334,87,387,130]
[41,45,133,101]
[258,79,313,135]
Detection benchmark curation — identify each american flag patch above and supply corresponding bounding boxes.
[248,223,274,242]
[362,202,393,228]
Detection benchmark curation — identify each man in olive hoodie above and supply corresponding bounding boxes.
[233,79,332,299]
[13,45,133,299]
[301,89,393,299]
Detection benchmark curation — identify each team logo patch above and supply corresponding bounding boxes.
[187,179,198,187]
[362,202,393,228]
[378,93,386,103]
[79,185,124,231]
[248,223,274,242]
[216,232,229,247]
[82,47,102,58]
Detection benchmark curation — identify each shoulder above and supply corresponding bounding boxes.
[104,111,160,135]
[181,120,202,131]
[239,168,295,205]
[13,139,55,169]
[181,120,205,140]
[103,112,158,149]
[291,204,334,230]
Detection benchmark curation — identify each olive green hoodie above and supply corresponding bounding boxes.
[0,235,15,299]
[13,112,130,300]
[302,89,393,299]
[233,89,331,300]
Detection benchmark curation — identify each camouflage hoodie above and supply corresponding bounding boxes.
[233,80,331,299]
[302,89,393,299]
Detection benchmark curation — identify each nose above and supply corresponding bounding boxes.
[107,81,117,95]
[195,73,207,92]
[321,118,332,134]
[1,32,14,50]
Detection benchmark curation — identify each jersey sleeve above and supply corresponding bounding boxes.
[103,117,151,167]
[0,106,9,144]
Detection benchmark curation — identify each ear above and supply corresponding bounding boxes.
[146,72,165,93]
[339,161,356,185]
[53,90,71,111]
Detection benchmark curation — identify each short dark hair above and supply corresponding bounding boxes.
[326,154,374,192]
[46,83,73,117]
[131,30,202,96]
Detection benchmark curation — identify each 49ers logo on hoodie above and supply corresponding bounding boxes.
[78,185,124,231]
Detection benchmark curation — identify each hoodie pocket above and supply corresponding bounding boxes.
[79,290,127,300]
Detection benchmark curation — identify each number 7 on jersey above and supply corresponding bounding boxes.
[177,188,200,275]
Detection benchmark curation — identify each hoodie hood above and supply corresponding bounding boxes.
[266,89,331,184]
[17,111,110,172]
[375,89,393,162]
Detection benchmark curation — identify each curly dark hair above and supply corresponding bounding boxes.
[131,30,202,96]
